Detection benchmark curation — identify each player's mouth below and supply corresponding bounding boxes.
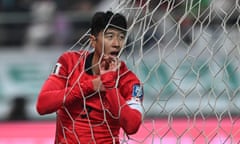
[110,51,119,57]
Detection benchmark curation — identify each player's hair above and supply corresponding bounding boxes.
[90,11,127,36]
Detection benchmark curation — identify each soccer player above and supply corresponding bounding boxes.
[36,11,144,144]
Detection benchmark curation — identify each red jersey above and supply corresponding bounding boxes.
[36,50,143,144]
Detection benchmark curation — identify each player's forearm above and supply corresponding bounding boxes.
[36,76,75,115]
[120,97,143,135]
[36,76,94,115]
[36,89,67,115]
[105,88,142,134]
[119,106,142,135]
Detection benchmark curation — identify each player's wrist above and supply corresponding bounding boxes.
[100,71,117,89]
[71,80,95,98]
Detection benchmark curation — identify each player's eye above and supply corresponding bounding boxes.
[104,34,114,40]
[119,34,125,41]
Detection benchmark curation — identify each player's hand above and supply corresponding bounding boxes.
[100,55,120,74]
[92,77,106,91]
[100,55,120,89]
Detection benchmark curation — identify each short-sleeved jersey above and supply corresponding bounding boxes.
[37,50,143,144]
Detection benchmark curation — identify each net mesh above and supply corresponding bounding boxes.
[65,0,240,143]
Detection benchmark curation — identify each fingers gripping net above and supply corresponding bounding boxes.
[64,0,240,143]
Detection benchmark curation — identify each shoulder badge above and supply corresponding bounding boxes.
[132,84,143,100]
[52,63,62,75]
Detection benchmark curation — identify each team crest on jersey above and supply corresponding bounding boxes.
[132,84,143,101]
[52,63,61,75]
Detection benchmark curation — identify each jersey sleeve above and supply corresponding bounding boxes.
[118,62,144,113]
[36,52,94,115]
[104,88,143,135]
[103,62,144,135]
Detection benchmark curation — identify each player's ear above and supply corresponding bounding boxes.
[89,35,97,48]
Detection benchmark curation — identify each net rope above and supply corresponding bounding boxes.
[62,0,240,143]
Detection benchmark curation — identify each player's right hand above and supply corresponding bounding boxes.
[92,77,106,91]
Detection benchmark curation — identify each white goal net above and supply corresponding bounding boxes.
[68,0,240,143]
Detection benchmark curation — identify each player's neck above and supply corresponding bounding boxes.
[91,54,100,75]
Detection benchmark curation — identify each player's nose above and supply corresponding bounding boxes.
[112,37,120,46]
[112,37,123,49]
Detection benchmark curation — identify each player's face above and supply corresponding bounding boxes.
[93,28,126,58]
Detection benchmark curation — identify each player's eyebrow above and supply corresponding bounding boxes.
[104,31,114,35]
[104,28,126,36]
